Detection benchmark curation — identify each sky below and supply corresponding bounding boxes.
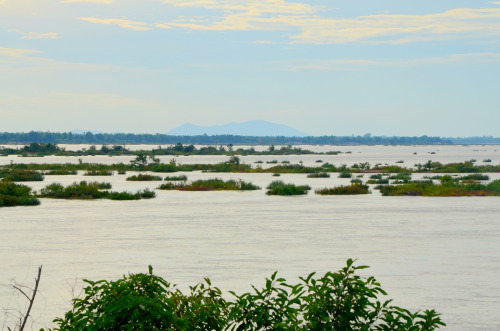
[0,0,499,136]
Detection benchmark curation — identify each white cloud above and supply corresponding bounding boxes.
[280,53,500,71]
[79,17,151,30]
[22,32,59,39]
[158,3,500,44]
[0,46,40,57]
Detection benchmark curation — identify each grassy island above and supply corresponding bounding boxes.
[379,179,500,197]
[0,180,40,207]
[158,178,260,191]
[126,174,163,181]
[266,180,311,196]
[316,183,370,195]
[38,181,155,200]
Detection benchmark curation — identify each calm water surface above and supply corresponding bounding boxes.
[1,146,499,330]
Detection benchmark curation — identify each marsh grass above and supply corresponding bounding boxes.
[316,183,370,195]
[266,180,311,196]
[126,174,163,181]
[0,180,40,207]
[307,172,330,178]
[83,170,113,176]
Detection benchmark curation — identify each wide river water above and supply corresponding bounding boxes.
[1,145,499,330]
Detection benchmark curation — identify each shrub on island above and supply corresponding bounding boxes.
[126,174,163,181]
[266,180,311,196]
[0,180,40,207]
[379,179,500,197]
[83,170,113,176]
[164,175,188,181]
[0,169,44,181]
[316,183,370,195]
[307,172,330,178]
[44,169,78,175]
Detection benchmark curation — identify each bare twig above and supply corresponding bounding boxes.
[11,265,42,331]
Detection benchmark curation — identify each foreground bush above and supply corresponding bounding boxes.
[0,180,40,207]
[44,260,445,330]
[316,183,370,195]
[44,170,78,175]
[307,172,330,178]
[266,180,311,196]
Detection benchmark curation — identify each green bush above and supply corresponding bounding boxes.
[44,260,445,331]
[177,178,260,191]
[83,170,113,176]
[44,170,78,175]
[164,175,188,181]
[0,169,44,181]
[126,174,163,181]
[0,180,40,207]
[307,172,330,178]
[266,180,311,196]
[338,170,352,178]
[316,183,370,195]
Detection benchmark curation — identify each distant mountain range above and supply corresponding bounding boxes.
[168,120,308,137]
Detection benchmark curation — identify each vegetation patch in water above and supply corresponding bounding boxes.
[0,169,44,182]
[44,169,78,175]
[0,180,40,207]
[379,179,500,197]
[159,178,260,191]
[83,170,113,176]
[266,180,311,196]
[316,183,370,195]
[126,174,163,181]
[164,175,188,181]
[307,172,330,178]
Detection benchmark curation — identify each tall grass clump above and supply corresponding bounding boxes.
[164,175,188,181]
[307,172,330,178]
[44,169,78,175]
[83,170,113,176]
[380,179,500,197]
[316,183,370,195]
[39,181,111,199]
[338,170,352,178]
[176,178,260,191]
[126,174,163,181]
[0,169,44,181]
[266,180,311,196]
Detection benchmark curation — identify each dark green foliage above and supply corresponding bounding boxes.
[366,179,390,184]
[117,170,127,175]
[164,175,188,181]
[157,182,179,190]
[272,173,281,177]
[44,170,78,175]
[379,179,500,196]
[266,180,311,196]
[45,260,445,331]
[0,180,40,207]
[459,173,489,181]
[39,181,111,199]
[108,189,156,200]
[316,183,370,195]
[307,172,330,178]
[483,159,492,162]
[370,174,383,179]
[177,178,260,191]
[38,181,155,200]
[0,169,44,181]
[338,170,352,178]
[83,170,113,176]
[126,174,163,181]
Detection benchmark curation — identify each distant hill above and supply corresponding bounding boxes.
[168,120,308,137]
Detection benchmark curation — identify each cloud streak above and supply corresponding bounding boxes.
[0,46,40,57]
[62,0,113,3]
[157,2,500,44]
[79,17,151,30]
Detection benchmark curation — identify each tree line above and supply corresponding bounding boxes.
[0,131,453,145]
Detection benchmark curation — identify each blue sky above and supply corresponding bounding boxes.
[1,0,499,136]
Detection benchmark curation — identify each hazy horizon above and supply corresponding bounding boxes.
[1,0,499,136]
